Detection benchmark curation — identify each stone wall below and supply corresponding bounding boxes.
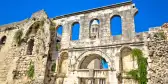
[147,40,168,84]
[147,25,168,84]
[0,10,54,84]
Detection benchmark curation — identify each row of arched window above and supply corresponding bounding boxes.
[0,35,34,55]
[56,15,122,41]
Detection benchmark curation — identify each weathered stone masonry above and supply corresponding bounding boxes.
[0,1,168,84]
[0,10,52,84]
[53,1,148,84]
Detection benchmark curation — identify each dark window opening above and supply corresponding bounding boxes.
[0,36,7,45]
[27,39,34,55]
[56,40,60,42]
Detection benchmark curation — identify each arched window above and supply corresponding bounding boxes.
[59,52,68,74]
[120,47,134,72]
[89,19,100,29]
[26,21,41,36]
[0,36,7,45]
[27,39,34,55]
[110,15,122,36]
[89,19,100,39]
[90,19,100,26]
[56,25,63,42]
[71,22,80,40]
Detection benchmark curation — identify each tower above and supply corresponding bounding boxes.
[90,20,99,39]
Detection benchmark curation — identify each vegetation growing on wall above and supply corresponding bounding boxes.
[14,30,23,46]
[50,25,56,31]
[51,63,56,72]
[26,21,44,37]
[127,48,147,84]
[27,61,35,79]
[154,31,166,40]
[56,43,61,51]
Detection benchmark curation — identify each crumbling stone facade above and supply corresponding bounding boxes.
[53,1,148,84]
[0,10,52,84]
[0,1,167,84]
[147,25,168,84]
[147,41,168,84]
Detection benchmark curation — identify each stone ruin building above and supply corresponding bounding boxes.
[0,1,168,84]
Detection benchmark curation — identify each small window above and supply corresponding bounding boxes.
[110,15,122,36]
[56,25,63,36]
[71,22,80,40]
[56,25,63,42]
[92,28,94,32]
[0,36,7,45]
[96,28,98,32]
[27,39,34,55]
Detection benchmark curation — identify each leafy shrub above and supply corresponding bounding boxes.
[56,43,61,51]
[50,26,56,31]
[14,30,23,46]
[51,63,56,72]
[154,32,166,40]
[127,48,147,84]
[27,61,34,79]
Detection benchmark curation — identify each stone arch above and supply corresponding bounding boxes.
[110,15,122,36]
[56,25,63,34]
[119,46,134,72]
[76,50,113,70]
[25,21,43,36]
[56,25,63,42]
[89,18,100,28]
[80,54,106,69]
[58,52,69,74]
[0,36,7,45]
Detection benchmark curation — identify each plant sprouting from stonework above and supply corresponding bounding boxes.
[14,29,23,46]
[51,63,56,72]
[50,25,56,31]
[26,21,44,36]
[27,61,35,79]
[56,43,61,51]
[154,31,166,40]
[50,22,56,31]
[127,48,147,84]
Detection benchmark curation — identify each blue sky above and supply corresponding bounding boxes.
[0,0,168,33]
[0,0,167,69]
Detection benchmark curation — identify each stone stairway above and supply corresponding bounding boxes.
[0,45,12,84]
[0,61,7,84]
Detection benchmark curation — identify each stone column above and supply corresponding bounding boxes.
[61,22,71,49]
[121,8,137,41]
[80,16,90,40]
[108,71,118,84]
[99,14,111,40]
